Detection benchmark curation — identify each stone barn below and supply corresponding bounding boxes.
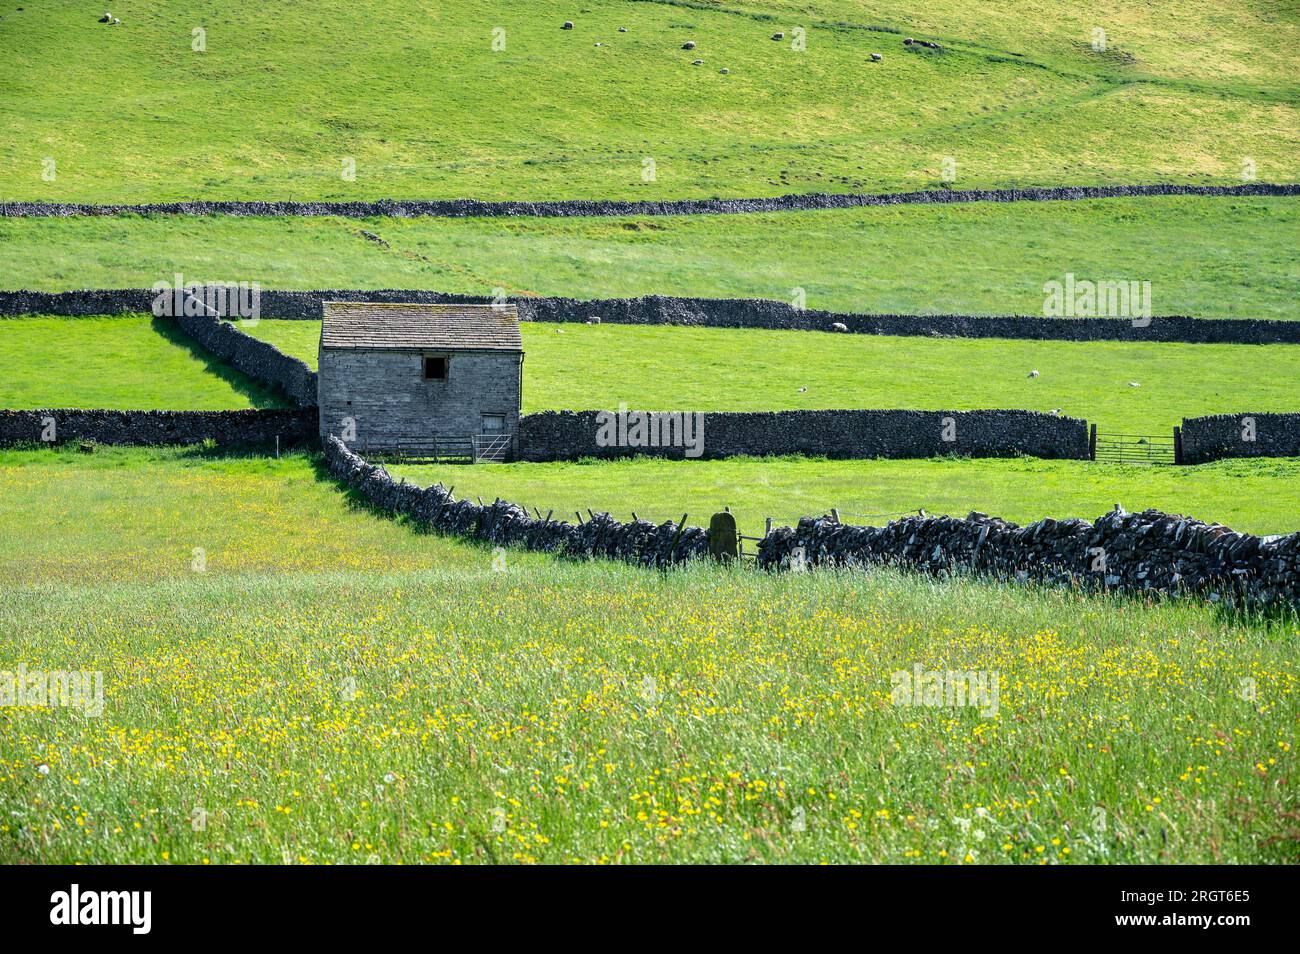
[317,302,524,459]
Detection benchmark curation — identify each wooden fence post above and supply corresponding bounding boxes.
[1089,423,1097,461]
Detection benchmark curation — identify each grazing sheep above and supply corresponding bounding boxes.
[870,53,882,62]
[1028,369,1040,378]
[562,21,573,30]
[99,12,111,22]
[683,40,696,50]
[772,32,784,40]
[692,59,703,65]
[831,322,848,332]
[797,387,808,393]
[719,67,729,73]
[618,27,627,33]
[1129,381,1141,387]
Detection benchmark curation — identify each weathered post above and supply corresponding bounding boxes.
[708,511,739,562]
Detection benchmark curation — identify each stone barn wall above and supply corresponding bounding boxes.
[518,409,1090,462]
[318,348,522,450]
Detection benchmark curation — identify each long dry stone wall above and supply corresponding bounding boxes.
[1180,413,1300,464]
[757,508,1300,607]
[5,287,1296,344]
[324,436,708,567]
[518,409,1090,461]
[3,182,1295,218]
[329,437,1298,607]
[521,295,1300,345]
[0,408,316,448]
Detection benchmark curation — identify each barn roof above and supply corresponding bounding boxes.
[320,302,523,352]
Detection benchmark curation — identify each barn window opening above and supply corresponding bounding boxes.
[422,355,448,380]
[481,413,506,435]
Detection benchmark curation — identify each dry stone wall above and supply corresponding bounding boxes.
[1180,413,1300,464]
[518,409,1090,461]
[0,408,315,448]
[324,436,708,567]
[327,436,1299,608]
[174,310,318,408]
[756,508,1300,607]
[3,182,1295,218]
[5,287,1297,344]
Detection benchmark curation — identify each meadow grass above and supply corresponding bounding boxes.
[0,446,523,584]
[3,197,1297,320]
[246,319,1300,435]
[0,315,286,410]
[389,454,1300,539]
[1,1,1295,202]
[0,446,1293,863]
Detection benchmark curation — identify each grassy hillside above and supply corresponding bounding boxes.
[0,315,285,409]
[1,1,1295,202]
[4,197,1294,320]
[0,448,1294,864]
[390,455,1300,539]
[243,320,1300,434]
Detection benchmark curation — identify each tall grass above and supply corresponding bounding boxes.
[0,449,1294,863]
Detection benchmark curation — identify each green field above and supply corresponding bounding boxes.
[0,447,1294,864]
[0,446,519,584]
[389,454,1300,539]
[1,1,1296,202]
[3,197,1297,320]
[0,315,284,409]
[244,319,1300,434]
[6,311,1290,433]
[3,0,1298,869]
[4,311,1291,437]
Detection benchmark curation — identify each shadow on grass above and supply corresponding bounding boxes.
[305,451,447,539]
[150,316,286,409]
